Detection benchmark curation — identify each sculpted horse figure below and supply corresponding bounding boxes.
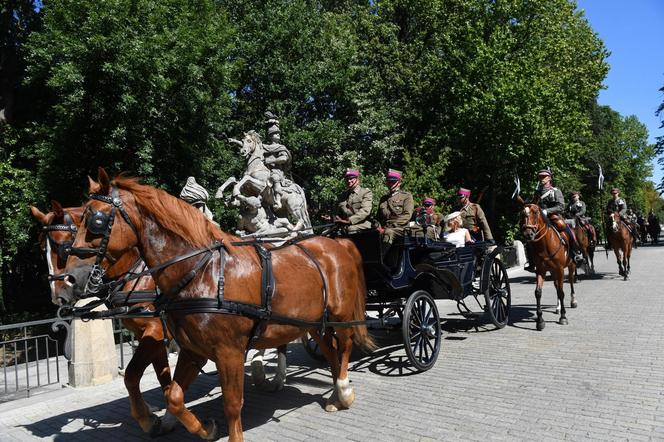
[216,130,311,232]
[607,211,632,280]
[30,201,177,436]
[518,198,577,330]
[55,168,373,442]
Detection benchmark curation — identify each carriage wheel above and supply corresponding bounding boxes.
[484,258,511,328]
[402,290,441,371]
[300,332,326,362]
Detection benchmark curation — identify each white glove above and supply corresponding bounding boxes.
[542,209,547,216]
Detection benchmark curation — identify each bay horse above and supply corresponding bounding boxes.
[606,211,632,280]
[55,168,373,442]
[518,199,577,330]
[572,218,595,275]
[30,202,178,435]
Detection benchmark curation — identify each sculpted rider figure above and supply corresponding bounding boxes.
[456,187,494,243]
[262,112,292,210]
[332,168,373,233]
[377,169,414,265]
[179,176,217,224]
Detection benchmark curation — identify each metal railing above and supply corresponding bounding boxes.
[0,318,68,400]
[0,316,140,401]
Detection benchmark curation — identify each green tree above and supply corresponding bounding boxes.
[24,0,237,204]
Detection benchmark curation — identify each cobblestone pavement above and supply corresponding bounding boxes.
[1,244,664,441]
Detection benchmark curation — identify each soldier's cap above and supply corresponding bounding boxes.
[423,197,435,206]
[537,169,552,177]
[267,124,280,136]
[457,187,471,197]
[344,168,360,178]
[386,169,402,181]
[611,187,620,194]
[444,211,462,223]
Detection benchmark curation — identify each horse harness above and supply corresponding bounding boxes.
[523,206,569,265]
[60,186,356,352]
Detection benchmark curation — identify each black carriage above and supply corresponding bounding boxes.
[303,228,511,372]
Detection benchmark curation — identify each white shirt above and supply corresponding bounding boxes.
[444,228,469,248]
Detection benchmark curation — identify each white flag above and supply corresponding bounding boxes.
[511,175,521,199]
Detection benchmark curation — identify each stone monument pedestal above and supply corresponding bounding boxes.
[68,299,118,387]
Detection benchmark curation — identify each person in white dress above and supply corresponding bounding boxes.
[443,211,473,247]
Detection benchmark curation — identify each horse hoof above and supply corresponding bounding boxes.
[325,391,347,412]
[338,388,355,409]
[201,418,220,441]
[536,321,545,331]
[571,301,578,308]
[558,318,568,325]
[159,412,178,435]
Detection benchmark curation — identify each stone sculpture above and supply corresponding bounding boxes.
[216,112,312,237]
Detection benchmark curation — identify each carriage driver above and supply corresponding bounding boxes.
[456,187,494,243]
[331,168,373,233]
[377,169,414,263]
[524,170,583,272]
[567,191,597,245]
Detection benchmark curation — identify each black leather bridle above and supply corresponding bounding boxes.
[68,186,139,297]
[42,211,78,282]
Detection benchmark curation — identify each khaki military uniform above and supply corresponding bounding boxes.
[460,202,493,241]
[336,185,373,233]
[378,189,414,244]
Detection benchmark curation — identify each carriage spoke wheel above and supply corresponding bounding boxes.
[300,332,326,362]
[484,258,511,328]
[402,290,441,371]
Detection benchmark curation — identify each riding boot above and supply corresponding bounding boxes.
[565,225,584,263]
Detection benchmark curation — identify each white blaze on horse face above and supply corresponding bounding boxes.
[45,238,56,295]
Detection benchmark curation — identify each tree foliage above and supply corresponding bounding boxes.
[0,0,660,315]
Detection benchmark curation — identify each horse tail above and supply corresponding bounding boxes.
[338,238,376,352]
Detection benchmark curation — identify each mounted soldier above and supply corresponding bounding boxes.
[524,170,583,271]
[329,168,373,234]
[605,188,637,246]
[377,169,414,265]
[566,191,596,245]
[456,187,494,243]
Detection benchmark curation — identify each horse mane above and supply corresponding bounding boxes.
[112,176,224,249]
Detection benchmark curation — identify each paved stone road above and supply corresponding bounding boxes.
[1,244,664,441]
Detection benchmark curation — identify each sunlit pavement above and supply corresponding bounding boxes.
[1,243,664,441]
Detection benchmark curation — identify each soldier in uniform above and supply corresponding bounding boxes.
[604,188,637,245]
[524,170,583,271]
[413,197,442,239]
[263,112,292,210]
[377,169,414,263]
[331,168,373,233]
[566,191,596,245]
[456,187,494,243]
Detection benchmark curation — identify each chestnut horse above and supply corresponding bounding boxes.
[30,202,178,435]
[55,169,373,442]
[518,201,577,330]
[606,211,632,280]
[572,218,595,275]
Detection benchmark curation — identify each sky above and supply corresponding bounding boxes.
[576,0,664,186]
